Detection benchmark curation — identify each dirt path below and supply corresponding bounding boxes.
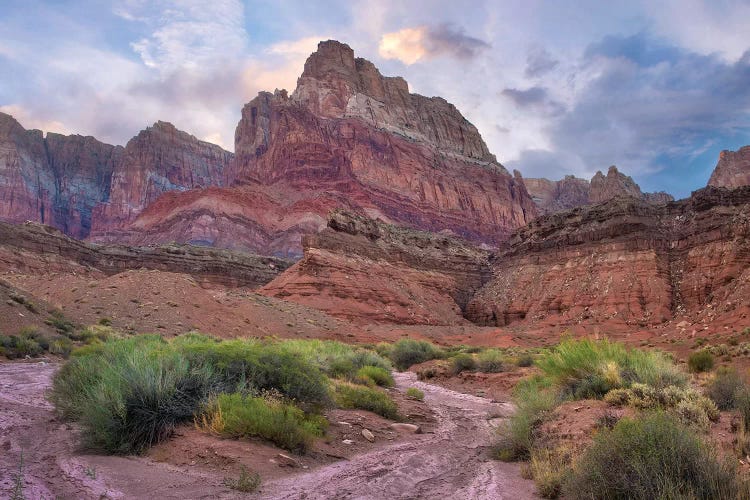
[0,363,535,499]
[260,372,535,499]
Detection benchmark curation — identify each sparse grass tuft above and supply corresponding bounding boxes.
[356,366,394,387]
[406,387,424,400]
[450,353,477,375]
[477,349,505,373]
[223,466,261,492]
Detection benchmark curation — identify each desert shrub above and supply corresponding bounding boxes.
[53,337,211,453]
[69,324,120,344]
[223,467,261,492]
[98,317,112,327]
[356,366,394,387]
[477,349,505,373]
[565,413,742,500]
[688,350,714,373]
[494,378,557,461]
[516,353,535,367]
[450,353,477,375]
[0,333,46,359]
[334,382,399,420]
[13,335,43,357]
[388,339,443,370]
[603,383,718,428]
[529,447,572,499]
[49,336,73,357]
[406,387,424,400]
[536,338,685,399]
[707,367,746,410]
[197,393,325,453]
[736,389,750,430]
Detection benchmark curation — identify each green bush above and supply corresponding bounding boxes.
[49,336,73,357]
[334,382,399,420]
[389,339,443,370]
[406,387,424,400]
[687,350,714,373]
[198,393,325,453]
[277,339,391,380]
[707,367,746,410]
[450,353,477,375]
[12,335,43,358]
[529,447,571,499]
[478,349,505,373]
[51,334,337,454]
[46,309,75,334]
[565,413,742,499]
[536,338,685,399]
[356,366,394,387]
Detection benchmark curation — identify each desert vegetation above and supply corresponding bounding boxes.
[494,337,750,498]
[50,333,398,455]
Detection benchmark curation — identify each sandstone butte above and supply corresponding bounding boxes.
[524,165,673,215]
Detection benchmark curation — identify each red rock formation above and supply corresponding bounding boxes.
[260,210,490,325]
[91,121,231,231]
[465,186,750,330]
[525,166,673,214]
[708,146,750,189]
[102,40,537,256]
[0,112,122,238]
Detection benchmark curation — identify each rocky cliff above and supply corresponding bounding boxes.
[260,210,491,324]
[0,113,231,239]
[465,186,750,330]
[708,146,750,189]
[102,40,537,256]
[92,121,231,231]
[525,166,673,214]
[0,220,290,289]
[0,112,122,238]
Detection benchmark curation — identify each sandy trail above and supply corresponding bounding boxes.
[0,362,534,499]
[260,372,535,499]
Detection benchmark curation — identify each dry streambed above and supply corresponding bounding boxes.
[0,362,534,499]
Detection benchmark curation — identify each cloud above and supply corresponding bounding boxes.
[525,47,559,78]
[501,87,565,117]
[378,24,489,64]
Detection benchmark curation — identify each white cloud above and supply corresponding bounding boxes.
[379,27,427,64]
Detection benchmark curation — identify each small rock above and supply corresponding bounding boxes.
[337,421,352,426]
[362,429,375,442]
[277,453,300,468]
[342,439,354,445]
[389,423,421,434]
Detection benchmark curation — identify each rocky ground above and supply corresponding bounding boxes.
[0,361,534,499]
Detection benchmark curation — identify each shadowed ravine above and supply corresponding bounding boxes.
[0,363,535,499]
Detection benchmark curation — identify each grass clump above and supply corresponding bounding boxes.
[688,350,714,373]
[334,382,399,420]
[477,349,505,373]
[536,338,685,399]
[707,367,747,410]
[278,339,391,381]
[223,466,261,492]
[528,447,572,499]
[565,413,743,499]
[198,393,325,453]
[405,387,424,400]
[388,339,443,370]
[450,353,477,375]
[356,366,394,387]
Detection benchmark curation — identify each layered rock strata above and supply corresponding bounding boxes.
[0,221,290,289]
[466,186,750,329]
[260,210,491,324]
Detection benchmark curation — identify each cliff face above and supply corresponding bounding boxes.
[113,40,537,256]
[525,166,673,214]
[708,146,750,189]
[465,186,750,330]
[92,121,232,231]
[260,210,491,324]
[0,113,231,239]
[0,112,123,238]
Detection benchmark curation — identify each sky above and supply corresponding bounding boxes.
[1,1,749,198]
